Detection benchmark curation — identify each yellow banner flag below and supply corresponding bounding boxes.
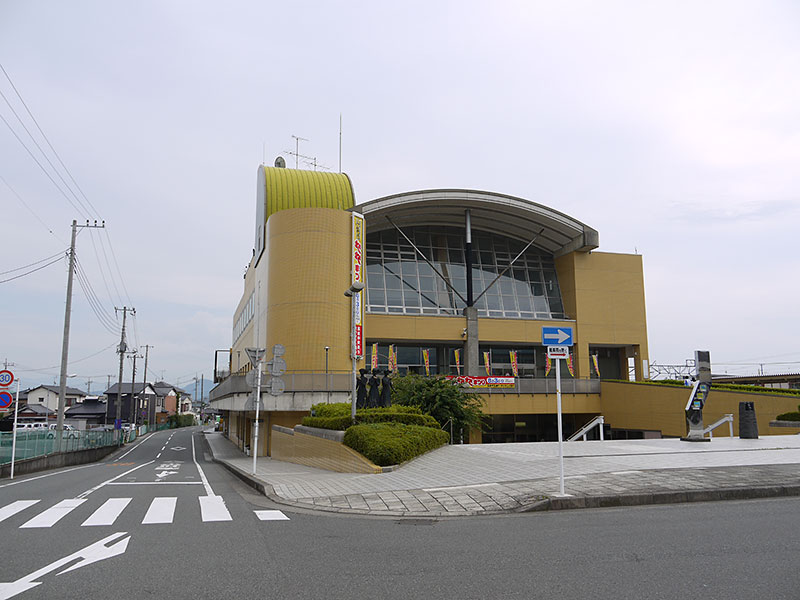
[422,349,430,375]
[483,351,491,375]
[371,343,378,370]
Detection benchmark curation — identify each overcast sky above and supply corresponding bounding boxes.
[1,0,798,392]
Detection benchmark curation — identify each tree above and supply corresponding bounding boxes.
[391,374,485,440]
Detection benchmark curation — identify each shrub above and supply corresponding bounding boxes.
[302,403,439,430]
[391,374,485,434]
[776,411,800,422]
[343,422,450,466]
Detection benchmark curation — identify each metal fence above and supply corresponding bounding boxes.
[0,430,117,465]
[209,371,601,398]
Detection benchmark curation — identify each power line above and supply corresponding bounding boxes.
[0,61,102,220]
[74,255,120,335]
[0,249,67,275]
[0,172,65,242]
[0,254,64,284]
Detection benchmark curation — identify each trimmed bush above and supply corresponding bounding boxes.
[302,405,439,431]
[343,422,450,466]
[776,411,800,421]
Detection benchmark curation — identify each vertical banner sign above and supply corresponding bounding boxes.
[566,352,575,377]
[509,350,519,377]
[591,354,600,377]
[483,351,491,376]
[352,212,365,358]
[371,343,379,370]
[545,355,552,376]
[388,345,396,370]
[422,349,430,376]
[454,349,461,375]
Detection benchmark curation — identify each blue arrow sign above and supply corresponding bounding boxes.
[542,326,573,346]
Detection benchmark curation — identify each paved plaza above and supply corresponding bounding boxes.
[204,431,800,516]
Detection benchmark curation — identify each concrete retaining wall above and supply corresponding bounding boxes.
[271,425,381,473]
[0,445,118,479]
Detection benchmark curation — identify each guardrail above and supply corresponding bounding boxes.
[209,372,601,400]
[0,429,117,465]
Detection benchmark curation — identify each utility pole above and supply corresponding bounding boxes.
[200,374,204,414]
[114,306,134,443]
[128,351,140,425]
[86,378,92,396]
[57,219,104,448]
[140,344,152,426]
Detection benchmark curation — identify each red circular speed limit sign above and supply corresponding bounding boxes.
[0,370,13,387]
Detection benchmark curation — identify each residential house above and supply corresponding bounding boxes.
[20,385,87,412]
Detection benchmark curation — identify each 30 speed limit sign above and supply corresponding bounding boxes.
[0,370,13,387]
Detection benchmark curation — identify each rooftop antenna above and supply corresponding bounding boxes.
[302,157,330,172]
[290,135,308,169]
[339,113,342,173]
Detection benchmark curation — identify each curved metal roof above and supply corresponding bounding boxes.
[259,166,355,222]
[356,189,598,256]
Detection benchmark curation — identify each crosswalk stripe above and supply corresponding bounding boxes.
[0,500,40,523]
[142,497,177,524]
[254,510,290,521]
[81,497,132,527]
[199,495,232,522]
[20,498,86,528]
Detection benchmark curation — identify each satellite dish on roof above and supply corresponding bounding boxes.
[274,156,286,168]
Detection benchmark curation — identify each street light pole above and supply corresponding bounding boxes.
[324,346,330,403]
[344,281,365,422]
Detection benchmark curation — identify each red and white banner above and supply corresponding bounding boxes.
[446,375,515,388]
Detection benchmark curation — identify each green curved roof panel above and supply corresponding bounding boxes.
[261,166,355,221]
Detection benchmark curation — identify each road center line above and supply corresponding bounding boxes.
[77,461,154,498]
[191,433,215,496]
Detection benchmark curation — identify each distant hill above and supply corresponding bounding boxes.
[180,378,214,401]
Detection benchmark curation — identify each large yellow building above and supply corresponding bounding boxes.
[211,165,651,455]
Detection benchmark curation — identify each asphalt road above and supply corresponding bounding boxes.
[2,427,799,599]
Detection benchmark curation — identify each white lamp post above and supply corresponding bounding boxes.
[344,281,365,422]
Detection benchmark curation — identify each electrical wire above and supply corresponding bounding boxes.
[102,226,132,306]
[0,62,102,220]
[0,172,66,242]
[0,111,90,219]
[87,227,116,308]
[74,256,120,335]
[0,254,64,284]
[16,341,119,374]
[0,249,67,275]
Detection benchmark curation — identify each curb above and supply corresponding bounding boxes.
[538,484,800,511]
[203,435,800,518]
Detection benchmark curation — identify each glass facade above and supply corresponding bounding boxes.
[366,343,556,378]
[365,226,566,319]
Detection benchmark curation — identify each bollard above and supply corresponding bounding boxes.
[739,401,759,439]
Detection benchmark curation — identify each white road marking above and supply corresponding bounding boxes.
[81,498,131,527]
[76,461,154,498]
[0,500,40,522]
[156,453,161,458]
[254,510,290,521]
[191,433,215,496]
[142,497,177,524]
[20,499,86,528]
[0,464,99,490]
[199,496,232,522]
[108,482,203,486]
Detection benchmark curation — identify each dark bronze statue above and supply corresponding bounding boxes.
[380,370,393,407]
[367,370,381,408]
[356,368,369,409]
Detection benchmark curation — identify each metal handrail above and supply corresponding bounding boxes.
[567,415,605,441]
[703,414,734,438]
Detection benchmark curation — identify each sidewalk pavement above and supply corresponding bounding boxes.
[203,430,800,517]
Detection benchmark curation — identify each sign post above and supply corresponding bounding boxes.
[543,326,573,497]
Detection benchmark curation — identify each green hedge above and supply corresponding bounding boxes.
[776,411,800,421]
[310,402,422,418]
[303,410,439,431]
[343,422,450,466]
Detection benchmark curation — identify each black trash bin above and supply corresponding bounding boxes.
[739,401,758,439]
